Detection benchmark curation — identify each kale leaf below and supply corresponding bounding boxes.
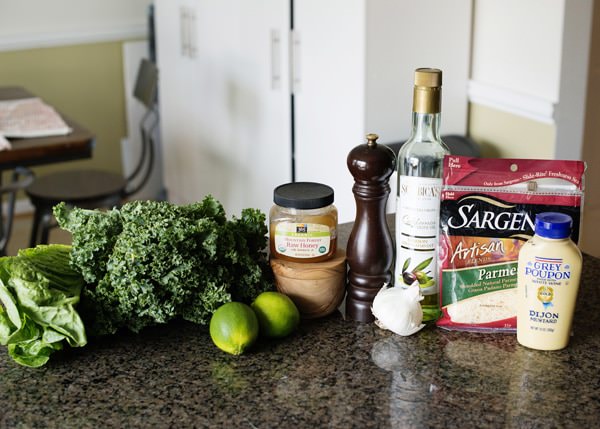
[54,197,274,336]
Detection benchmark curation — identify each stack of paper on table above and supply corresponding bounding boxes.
[0,98,73,150]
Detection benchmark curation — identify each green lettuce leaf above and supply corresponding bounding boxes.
[0,245,87,368]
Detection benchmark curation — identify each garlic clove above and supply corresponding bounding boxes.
[371,283,425,336]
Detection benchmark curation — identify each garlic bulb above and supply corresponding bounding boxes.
[371,282,425,336]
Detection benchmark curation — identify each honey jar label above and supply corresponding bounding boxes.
[274,222,331,258]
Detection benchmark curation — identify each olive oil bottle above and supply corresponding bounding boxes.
[394,68,449,322]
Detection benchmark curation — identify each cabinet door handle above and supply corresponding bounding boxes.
[180,7,189,57]
[270,29,282,90]
[179,6,196,58]
[291,30,301,93]
[188,9,197,58]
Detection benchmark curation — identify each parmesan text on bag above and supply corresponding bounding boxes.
[437,156,585,332]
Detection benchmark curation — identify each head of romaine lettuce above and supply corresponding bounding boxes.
[0,244,87,368]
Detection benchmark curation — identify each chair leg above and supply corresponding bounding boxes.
[40,212,52,245]
[29,205,48,248]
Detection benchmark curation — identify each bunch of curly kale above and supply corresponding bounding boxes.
[53,197,273,336]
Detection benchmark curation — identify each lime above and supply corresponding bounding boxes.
[209,302,259,355]
[251,291,300,338]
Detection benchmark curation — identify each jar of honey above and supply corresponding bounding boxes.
[269,182,338,263]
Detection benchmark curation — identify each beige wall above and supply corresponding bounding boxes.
[0,41,128,179]
[468,0,596,257]
[468,101,600,258]
[581,1,600,257]
[468,103,556,159]
[469,0,592,161]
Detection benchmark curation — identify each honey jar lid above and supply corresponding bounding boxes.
[274,182,334,209]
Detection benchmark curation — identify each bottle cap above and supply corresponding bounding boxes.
[414,68,442,88]
[274,182,334,209]
[535,212,573,239]
[413,68,442,114]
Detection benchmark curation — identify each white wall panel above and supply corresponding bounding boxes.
[470,0,593,160]
[471,0,564,102]
[0,0,152,51]
[366,0,472,142]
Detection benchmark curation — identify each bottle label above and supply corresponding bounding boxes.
[274,222,331,259]
[521,255,571,328]
[395,176,442,295]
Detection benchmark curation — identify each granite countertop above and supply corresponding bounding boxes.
[1,218,599,428]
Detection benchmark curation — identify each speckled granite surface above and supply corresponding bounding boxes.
[1,218,599,428]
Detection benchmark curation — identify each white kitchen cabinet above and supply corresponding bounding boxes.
[155,0,291,217]
[155,0,472,222]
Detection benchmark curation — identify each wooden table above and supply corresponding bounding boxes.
[0,86,94,170]
[0,87,95,255]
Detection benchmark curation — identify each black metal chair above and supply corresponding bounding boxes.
[0,167,34,255]
[26,58,160,246]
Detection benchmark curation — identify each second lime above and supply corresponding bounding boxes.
[251,291,300,338]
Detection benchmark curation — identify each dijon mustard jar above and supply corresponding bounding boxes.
[269,182,338,263]
[516,212,583,350]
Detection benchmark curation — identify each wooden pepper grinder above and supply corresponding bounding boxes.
[346,133,396,322]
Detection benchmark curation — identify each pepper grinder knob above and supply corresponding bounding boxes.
[345,133,396,322]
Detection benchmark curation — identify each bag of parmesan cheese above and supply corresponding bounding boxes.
[437,155,585,332]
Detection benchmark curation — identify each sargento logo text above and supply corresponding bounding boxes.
[448,203,535,231]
